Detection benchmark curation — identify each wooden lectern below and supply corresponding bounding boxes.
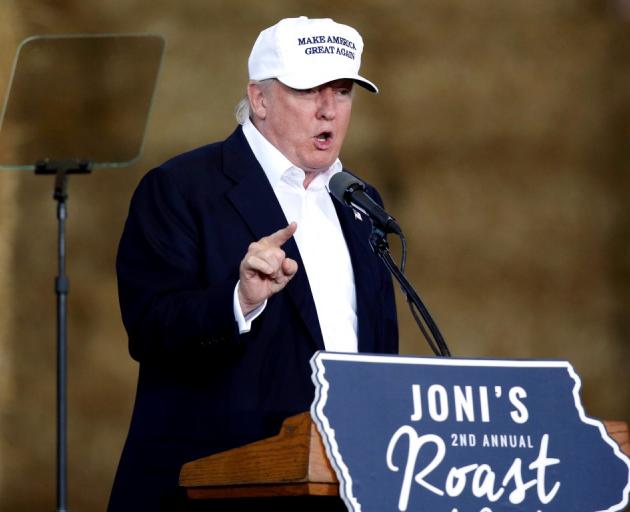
[179,412,343,511]
[180,413,629,511]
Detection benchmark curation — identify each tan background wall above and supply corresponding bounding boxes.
[0,0,20,494]
[0,1,629,509]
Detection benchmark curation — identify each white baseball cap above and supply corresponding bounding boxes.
[248,16,378,93]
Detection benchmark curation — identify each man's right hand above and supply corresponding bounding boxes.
[237,222,299,316]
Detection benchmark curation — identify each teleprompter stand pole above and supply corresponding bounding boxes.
[369,226,452,357]
[35,159,92,512]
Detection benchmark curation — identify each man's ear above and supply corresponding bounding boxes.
[247,81,268,121]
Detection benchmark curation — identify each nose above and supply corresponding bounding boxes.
[316,88,336,120]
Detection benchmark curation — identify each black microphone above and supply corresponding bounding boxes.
[329,171,401,235]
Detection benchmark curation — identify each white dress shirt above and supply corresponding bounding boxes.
[233,119,358,353]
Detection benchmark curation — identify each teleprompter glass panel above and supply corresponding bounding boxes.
[0,33,164,170]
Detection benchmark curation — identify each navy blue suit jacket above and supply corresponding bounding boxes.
[108,127,398,511]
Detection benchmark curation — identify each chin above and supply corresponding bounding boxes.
[310,157,337,171]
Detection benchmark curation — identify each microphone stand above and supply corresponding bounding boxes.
[35,158,92,512]
[369,225,452,357]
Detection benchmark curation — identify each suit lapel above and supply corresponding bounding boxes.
[222,128,325,350]
[332,191,382,353]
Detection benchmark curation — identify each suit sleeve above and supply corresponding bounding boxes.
[116,166,240,362]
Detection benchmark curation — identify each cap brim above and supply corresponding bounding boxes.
[276,71,378,93]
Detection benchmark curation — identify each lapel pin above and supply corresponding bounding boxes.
[354,210,362,221]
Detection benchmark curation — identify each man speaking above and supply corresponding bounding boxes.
[108,16,398,511]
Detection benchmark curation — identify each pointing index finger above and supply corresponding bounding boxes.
[262,222,298,247]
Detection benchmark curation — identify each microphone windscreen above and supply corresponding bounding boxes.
[328,171,365,203]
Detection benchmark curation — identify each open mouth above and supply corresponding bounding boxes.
[316,131,333,143]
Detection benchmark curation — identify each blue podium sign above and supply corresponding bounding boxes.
[310,352,630,512]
